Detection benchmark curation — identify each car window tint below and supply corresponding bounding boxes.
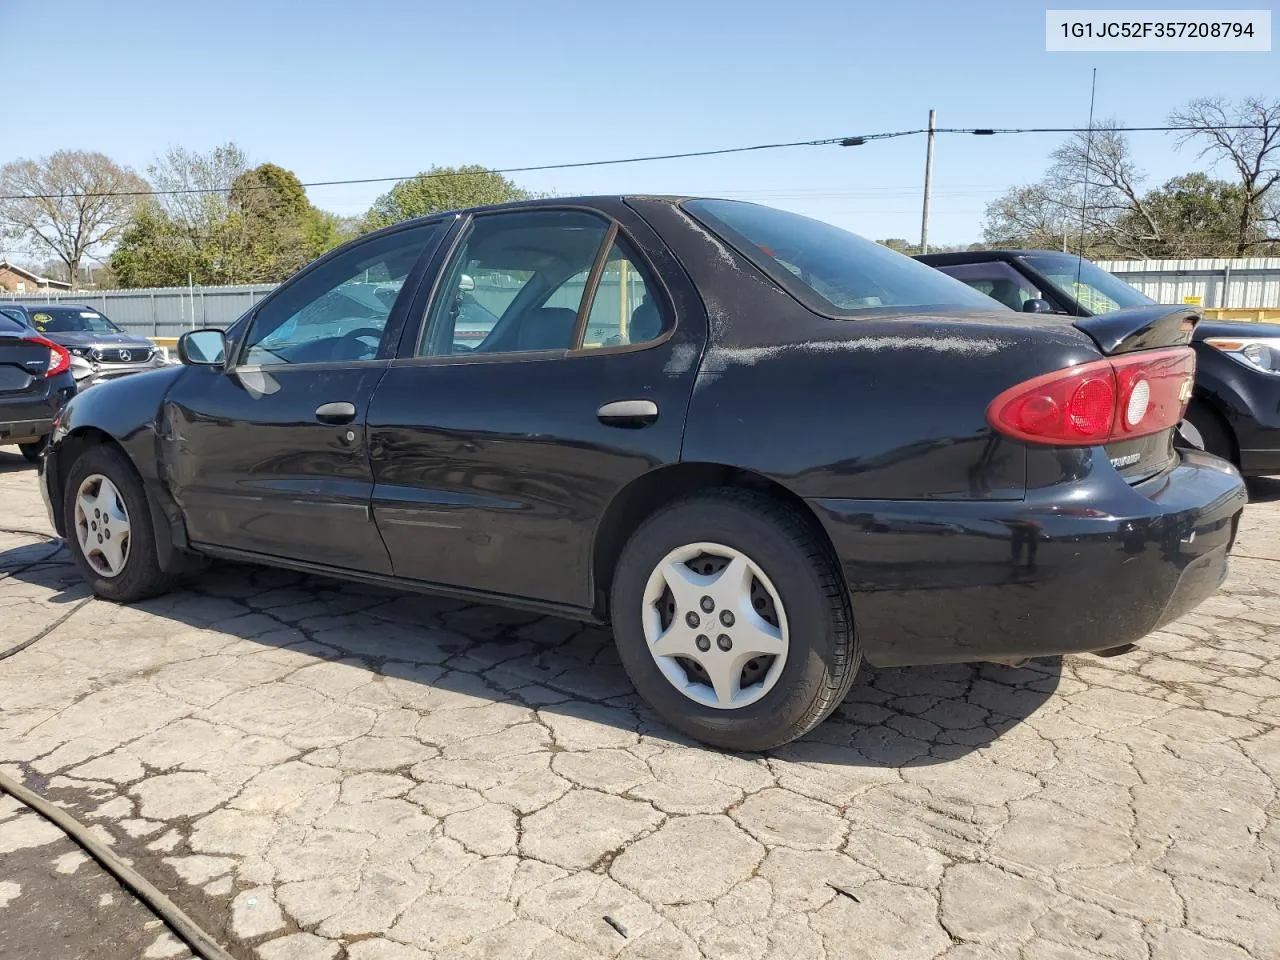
[420,210,611,357]
[1020,253,1154,316]
[0,314,26,333]
[577,239,665,348]
[242,224,438,366]
[683,199,997,314]
[933,261,1046,311]
[0,309,27,325]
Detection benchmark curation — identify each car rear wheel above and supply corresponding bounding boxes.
[610,488,859,751]
[62,444,177,602]
[1181,401,1235,463]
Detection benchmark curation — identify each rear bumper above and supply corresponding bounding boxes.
[0,416,55,444]
[810,449,1247,667]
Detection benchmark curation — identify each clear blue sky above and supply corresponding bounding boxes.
[9,0,1278,245]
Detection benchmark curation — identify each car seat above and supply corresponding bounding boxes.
[515,307,579,351]
[628,296,663,343]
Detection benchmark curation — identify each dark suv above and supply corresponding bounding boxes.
[0,303,170,389]
[1,313,76,462]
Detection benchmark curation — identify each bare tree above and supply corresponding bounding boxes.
[1169,96,1280,255]
[147,142,248,237]
[0,151,148,288]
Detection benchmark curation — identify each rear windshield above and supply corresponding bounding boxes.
[1020,253,1154,315]
[683,199,998,315]
[26,306,122,334]
[0,315,26,334]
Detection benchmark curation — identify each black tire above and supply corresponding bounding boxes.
[1183,400,1235,464]
[19,438,46,464]
[62,443,178,602]
[610,488,859,751]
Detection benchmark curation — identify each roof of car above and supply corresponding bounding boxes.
[0,302,94,310]
[915,250,1053,265]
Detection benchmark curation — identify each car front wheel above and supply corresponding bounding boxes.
[62,444,177,602]
[610,489,859,751]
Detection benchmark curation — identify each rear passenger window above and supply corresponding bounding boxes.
[579,239,665,348]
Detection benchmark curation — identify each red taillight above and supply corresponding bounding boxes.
[29,336,70,378]
[988,347,1195,446]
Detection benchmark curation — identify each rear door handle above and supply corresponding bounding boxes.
[315,401,357,425]
[597,399,659,428]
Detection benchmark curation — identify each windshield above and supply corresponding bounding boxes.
[26,306,123,334]
[1019,253,1154,315]
[683,199,998,314]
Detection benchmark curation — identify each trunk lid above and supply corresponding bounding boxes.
[0,332,53,398]
[1071,304,1198,355]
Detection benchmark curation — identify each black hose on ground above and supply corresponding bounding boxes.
[0,527,79,661]
[0,527,238,959]
[0,772,238,960]
[0,527,66,584]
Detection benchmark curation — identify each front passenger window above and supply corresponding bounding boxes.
[241,223,438,366]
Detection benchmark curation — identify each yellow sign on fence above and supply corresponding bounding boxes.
[1183,296,1203,306]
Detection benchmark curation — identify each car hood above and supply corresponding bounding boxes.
[1194,320,1280,340]
[45,331,155,350]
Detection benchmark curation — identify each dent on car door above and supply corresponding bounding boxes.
[163,222,443,572]
[366,206,706,611]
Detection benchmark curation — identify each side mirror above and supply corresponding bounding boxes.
[177,329,227,366]
[1022,298,1055,314]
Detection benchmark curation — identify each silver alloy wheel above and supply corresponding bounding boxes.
[73,474,132,578]
[641,541,789,709]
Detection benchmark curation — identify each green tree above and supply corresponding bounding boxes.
[110,205,207,287]
[111,151,353,287]
[1115,173,1261,258]
[362,165,531,231]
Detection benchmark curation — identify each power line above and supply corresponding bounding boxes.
[0,135,865,202]
[2,122,1272,202]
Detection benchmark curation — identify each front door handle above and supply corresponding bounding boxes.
[597,399,659,428]
[315,401,357,425]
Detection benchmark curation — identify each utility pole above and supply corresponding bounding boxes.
[919,108,936,255]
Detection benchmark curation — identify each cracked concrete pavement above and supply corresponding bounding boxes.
[2,449,1280,959]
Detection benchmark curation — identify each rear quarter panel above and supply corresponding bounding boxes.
[631,199,1102,501]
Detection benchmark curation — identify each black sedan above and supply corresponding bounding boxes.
[1,312,76,461]
[917,250,1280,477]
[39,197,1246,751]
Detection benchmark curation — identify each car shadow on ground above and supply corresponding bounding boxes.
[1247,475,1280,503]
[1,536,1062,770]
[0,452,37,475]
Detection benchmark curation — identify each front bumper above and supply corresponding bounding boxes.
[73,358,171,389]
[811,449,1247,667]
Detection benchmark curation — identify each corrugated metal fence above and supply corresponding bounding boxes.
[7,256,1279,336]
[1095,257,1280,309]
[4,284,277,335]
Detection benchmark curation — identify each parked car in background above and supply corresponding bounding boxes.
[0,313,76,462]
[918,250,1280,477]
[0,303,172,391]
[39,198,1246,751]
